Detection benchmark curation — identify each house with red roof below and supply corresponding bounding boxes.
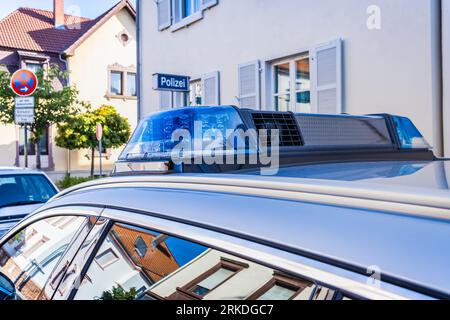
[0,0,137,176]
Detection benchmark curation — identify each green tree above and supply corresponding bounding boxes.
[99,286,137,300]
[55,105,131,177]
[0,65,80,169]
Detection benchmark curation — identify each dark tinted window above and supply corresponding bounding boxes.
[0,216,86,300]
[0,174,57,208]
[72,223,334,301]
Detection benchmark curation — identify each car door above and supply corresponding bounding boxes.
[0,206,102,300]
[57,208,376,301]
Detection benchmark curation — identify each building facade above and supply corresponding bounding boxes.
[0,0,137,177]
[138,0,450,156]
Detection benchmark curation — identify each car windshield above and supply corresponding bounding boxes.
[0,174,57,209]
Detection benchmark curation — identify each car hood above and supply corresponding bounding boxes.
[0,203,43,219]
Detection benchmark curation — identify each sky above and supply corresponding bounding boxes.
[0,0,136,20]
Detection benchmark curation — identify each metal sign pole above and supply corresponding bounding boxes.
[99,139,103,177]
[24,124,28,168]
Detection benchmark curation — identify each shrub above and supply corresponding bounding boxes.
[57,175,98,190]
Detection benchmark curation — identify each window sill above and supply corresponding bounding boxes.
[170,11,203,32]
[105,94,137,101]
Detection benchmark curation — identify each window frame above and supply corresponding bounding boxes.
[57,207,413,301]
[247,272,314,300]
[177,257,249,300]
[271,53,311,112]
[107,64,137,100]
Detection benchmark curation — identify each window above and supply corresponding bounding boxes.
[248,273,315,300]
[71,222,339,301]
[189,80,202,106]
[19,127,49,156]
[181,258,246,299]
[189,268,235,296]
[270,39,342,114]
[26,63,42,73]
[0,216,86,300]
[110,71,123,96]
[157,0,218,31]
[127,73,137,96]
[134,236,148,258]
[273,54,311,113]
[173,0,201,23]
[108,65,137,98]
[95,249,119,270]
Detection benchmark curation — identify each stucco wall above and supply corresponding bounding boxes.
[0,124,17,166]
[53,8,138,173]
[139,0,439,150]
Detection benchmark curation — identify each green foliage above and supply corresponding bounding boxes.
[57,175,99,190]
[55,104,131,176]
[0,65,81,169]
[99,286,137,301]
[55,105,131,151]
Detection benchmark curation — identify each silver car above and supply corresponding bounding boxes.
[0,167,58,237]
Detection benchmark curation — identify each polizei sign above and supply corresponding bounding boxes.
[153,73,190,92]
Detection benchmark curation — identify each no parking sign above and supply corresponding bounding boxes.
[10,69,38,96]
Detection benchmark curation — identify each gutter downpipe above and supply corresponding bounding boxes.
[431,0,444,157]
[136,0,142,122]
[59,52,71,176]
[442,0,450,157]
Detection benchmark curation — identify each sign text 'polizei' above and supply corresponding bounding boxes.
[153,73,190,92]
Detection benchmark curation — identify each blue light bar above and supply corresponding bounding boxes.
[119,106,249,161]
[392,116,431,149]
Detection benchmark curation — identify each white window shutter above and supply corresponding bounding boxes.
[238,60,261,110]
[157,0,172,31]
[311,39,343,114]
[202,71,220,105]
[201,0,218,10]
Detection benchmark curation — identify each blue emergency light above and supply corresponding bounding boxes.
[114,106,434,175]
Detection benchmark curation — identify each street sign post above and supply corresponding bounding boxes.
[10,69,38,97]
[96,123,103,176]
[15,97,35,169]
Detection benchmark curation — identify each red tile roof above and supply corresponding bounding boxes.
[0,7,98,54]
[0,1,136,55]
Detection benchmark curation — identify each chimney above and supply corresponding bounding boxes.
[53,0,65,29]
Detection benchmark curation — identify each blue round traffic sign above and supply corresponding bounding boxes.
[10,69,38,97]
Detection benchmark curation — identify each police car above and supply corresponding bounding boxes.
[0,106,448,301]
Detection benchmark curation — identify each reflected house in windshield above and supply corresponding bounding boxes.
[0,216,86,300]
[145,250,316,301]
[76,224,180,299]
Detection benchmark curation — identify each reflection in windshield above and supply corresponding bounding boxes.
[75,224,337,301]
[0,216,86,300]
[0,175,56,208]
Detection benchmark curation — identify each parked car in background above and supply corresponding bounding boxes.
[0,168,58,238]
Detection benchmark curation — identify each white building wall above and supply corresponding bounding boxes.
[54,8,138,174]
[139,0,442,152]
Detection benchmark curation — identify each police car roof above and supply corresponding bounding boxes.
[241,159,450,192]
[45,165,450,298]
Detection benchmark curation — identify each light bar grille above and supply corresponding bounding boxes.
[295,115,392,147]
[252,112,303,147]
